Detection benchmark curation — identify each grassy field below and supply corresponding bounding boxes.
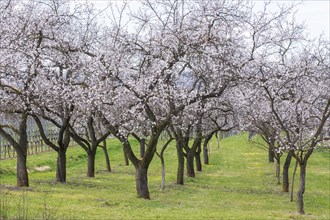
[0,133,329,219]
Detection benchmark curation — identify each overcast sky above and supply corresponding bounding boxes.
[89,0,329,39]
[277,0,329,39]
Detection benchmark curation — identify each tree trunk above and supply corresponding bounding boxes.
[203,133,213,165]
[160,156,165,191]
[56,148,66,183]
[140,138,145,158]
[135,165,150,199]
[16,149,29,187]
[216,131,220,149]
[176,140,184,185]
[268,145,274,163]
[186,154,195,177]
[186,133,202,177]
[297,162,307,214]
[195,139,202,171]
[275,157,280,184]
[291,159,298,202]
[195,153,202,172]
[16,115,29,187]
[283,150,293,192]
[203,143,209,165]
[102,140,111,172]
[87,150,96,177]
[248,131,254,141]
[123,148,129,166]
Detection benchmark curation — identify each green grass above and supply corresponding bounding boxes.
[0,133,329,219]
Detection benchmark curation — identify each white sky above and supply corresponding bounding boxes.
[294,1,329,39]
[256,0,330,39]
[88,0,329,39]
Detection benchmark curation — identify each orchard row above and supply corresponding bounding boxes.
[0,0,329,215]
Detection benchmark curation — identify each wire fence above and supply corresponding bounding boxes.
[0,118,75,160]
[1,117,241,160]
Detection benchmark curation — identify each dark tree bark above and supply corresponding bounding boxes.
[33,113,71,183]
[87,150,96,177]
[17,115,29,187]
[203,143,209,165]
[275,157,281,184]
[102,92,211,200]
[268,144,275,163]
[186,134,202,178]
[215,131,220,149]
[123,148,129,166]
[101,140,111,172]
[266,94,329,215]
[116,123,164,199]
[56,126,70,182]
[0,114,29,187]
[195,148,202,171]
[140,138,145,158]
[176,138,185,185]
[135,164,150,199]
[186,153,195,177]
[69,116,110,177]
[282,150,293,192]
[170,126,185,185]
[86,116,110,177]
[248,130,255,141]
[293,149,313,214]
[120,139,151,198]
[16,148,29,187]
[133,130,162,199]
[160,156,166,190]
[291,158,298,202]
[257,124,276,164]
[297,162,307,214]
[203,132,214,165]
[56,148,67,182]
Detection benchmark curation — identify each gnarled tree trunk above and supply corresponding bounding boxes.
[216,131,220,149]
[186,154,195,177]
[268,145,275,163]
[275,157,280,184]
[203,132,214,165]
[56,148,67,183]
[291,159,298,202]
[102,140,111,172]
[156,135,173,191]
[195,140,202,171]
[186,134,202,177]
[140,138,145,158]
[176,139,185,185]
[195,153,202,172]
[33,114,70,183]
[203,143,209,165]
[136,164,150,199]
[283,150,293,192]
[123,148,129,166]
[16,149,29,187]
[87,150,96,177]
[160,156,166,190]
[16,115,29,187]
[297,162,307,214]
